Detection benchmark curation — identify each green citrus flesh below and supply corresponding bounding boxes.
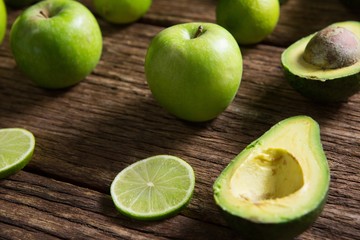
[0,128,35,179]
[111,155,195,220]
[281,21,360,102]
[213,116,330,240]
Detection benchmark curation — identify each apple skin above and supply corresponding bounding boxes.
[0,0,6,44]
[10,0,103,89]
[216,0,280,45]
[145,23,243,122]
[92,0,152,24]
[5,0,39,8]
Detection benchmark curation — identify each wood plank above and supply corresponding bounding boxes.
[0,172,239,239]
[0,222,59,240]
[1,171,359,239]
[1,42,359,239]
[0,0,359,239]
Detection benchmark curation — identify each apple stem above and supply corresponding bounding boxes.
[194,25,204,38]
[39,10,49,18]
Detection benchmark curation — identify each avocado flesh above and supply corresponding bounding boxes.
[281,21,360,102]
[213,116,330,239]
[230,148,304,205]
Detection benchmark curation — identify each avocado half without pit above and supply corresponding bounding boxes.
[281,21,360,102]
[213,116,330,240]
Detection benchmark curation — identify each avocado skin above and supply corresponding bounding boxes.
[283,65,360,102]
[221,194,327,240]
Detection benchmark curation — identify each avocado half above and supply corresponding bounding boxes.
[213,116,330,240]
[281,21,360,102]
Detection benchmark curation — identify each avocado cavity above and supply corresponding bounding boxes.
[230,148,304,202]
[303,26,360,69]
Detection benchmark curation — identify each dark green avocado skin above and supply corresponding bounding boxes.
[283,66,360,102]
[222,195,327,240]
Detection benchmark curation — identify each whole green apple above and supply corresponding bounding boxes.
[5,0,39,8]
[0,0,6,44]
[10,0,102,89]
[216,0,280,45]
[145,23,243,122]
[92,0,152,24]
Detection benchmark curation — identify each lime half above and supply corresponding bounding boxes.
[0,128,35,179]
[110,155,195,220]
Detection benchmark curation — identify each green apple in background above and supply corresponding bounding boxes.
[0,0,6,44]
[145,23,243,122]
[10,0,102,89]
[92,0,152,24]
[216,0,280,45]
[5,0,39,8]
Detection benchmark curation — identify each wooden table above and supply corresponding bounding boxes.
[1,0,359,239]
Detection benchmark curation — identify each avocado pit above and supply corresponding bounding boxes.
[303,26,360,69]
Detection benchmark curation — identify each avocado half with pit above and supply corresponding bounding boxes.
[213,116,330,240]
[281,21,360,102]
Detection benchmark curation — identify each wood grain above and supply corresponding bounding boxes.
[0,172,239,240]
[0,0,359,239]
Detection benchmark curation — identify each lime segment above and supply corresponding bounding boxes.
[0,128,35,179]
[110,155,195,220]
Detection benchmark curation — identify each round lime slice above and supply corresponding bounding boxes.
[110,155,195,220]
[0,128,35,179]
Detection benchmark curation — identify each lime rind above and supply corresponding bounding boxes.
[0,128,35,179]
[110,155,195,220]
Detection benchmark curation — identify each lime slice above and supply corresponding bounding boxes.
[0,128,35,179]
[110,155,195,220]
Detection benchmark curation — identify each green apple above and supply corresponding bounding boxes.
[0,0,6,44]
[10,0,103,89]
[216,0,280,45]
[5,0,39,8]
[145,23,243,122]
[92,0,152,24]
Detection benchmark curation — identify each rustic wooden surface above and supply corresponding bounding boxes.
[0,0,359,239]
